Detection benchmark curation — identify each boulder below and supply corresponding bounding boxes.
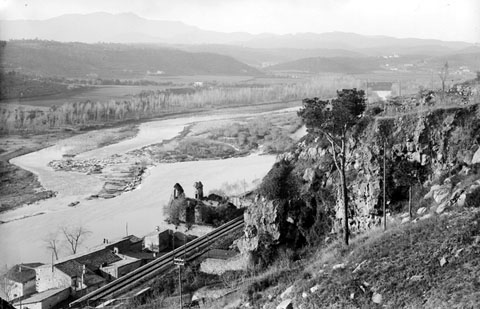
[417,207,427,215]
[332,263,346,270]
[303,168,316,183]
[280,285,294,299]
[433,185,451,204]
[409,275,423,281]
[440,256,448,267]
[457,193,467,207]
[424,185,440,200]
[436,201,448,214]
[372,293,383,304]
[472,146,480,164]
[310,285,320,293]
[401,217,411,224]
[276,299,293,309]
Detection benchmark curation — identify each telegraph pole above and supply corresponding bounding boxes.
[408,186,412,219]
[174,257,185,309]
[179,264,182,309]
[383,139,387,231]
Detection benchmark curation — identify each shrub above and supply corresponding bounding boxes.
[465,186,480,208]
[197,203,244,227]
[258,159,300,200]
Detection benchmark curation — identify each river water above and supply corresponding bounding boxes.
[0,112,290,267]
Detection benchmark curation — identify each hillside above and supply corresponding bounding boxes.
[175,44,367,67]
[0,40,262,78]
[231,207,480,309]
[266,50,480,75]
[205,97,480,307]
[266,56,381,74]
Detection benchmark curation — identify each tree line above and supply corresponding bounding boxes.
[0,76,360,133]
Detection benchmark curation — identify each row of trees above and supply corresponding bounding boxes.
[0,76,360,133]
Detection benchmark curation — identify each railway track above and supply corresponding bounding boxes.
[69,216,244,308]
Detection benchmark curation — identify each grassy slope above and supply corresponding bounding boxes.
[285,209,480,308]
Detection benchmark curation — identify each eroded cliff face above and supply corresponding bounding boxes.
[238,104,480,258]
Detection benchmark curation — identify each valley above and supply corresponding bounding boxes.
[0,7,479,308]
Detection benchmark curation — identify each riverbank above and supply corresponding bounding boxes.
[0,103,303,267]
[1,101,302,212]
[0,125,139,213]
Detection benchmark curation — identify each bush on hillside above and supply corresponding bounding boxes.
[465,186,480,208]
[196,203,244,227]
[258,159,300,200]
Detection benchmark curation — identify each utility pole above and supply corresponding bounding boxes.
[383,139,387,231]
[366,79,369,103]
[408,186,412,219]
[174,257,185,309]
[179,264,182,309]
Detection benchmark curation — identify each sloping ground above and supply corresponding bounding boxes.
[267,56,380,74]
[254,208,480,309]
[1,40,261,78]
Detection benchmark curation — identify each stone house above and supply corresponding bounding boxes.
[3,263,43,301]
[12,287,70,309]
[143,229,173,253]
[35,260,105,297]
[99,252,142,280]
[143,229,197,253]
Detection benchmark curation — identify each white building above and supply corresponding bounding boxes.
[2,263,43,301]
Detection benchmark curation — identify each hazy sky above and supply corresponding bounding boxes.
[0,0,479,42]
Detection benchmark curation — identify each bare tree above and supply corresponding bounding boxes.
[439,61,449,100]
[62,226,91,254]
[45,233,61,261]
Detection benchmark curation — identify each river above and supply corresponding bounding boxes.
[0,110,298,267]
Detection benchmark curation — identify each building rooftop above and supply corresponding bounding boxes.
[122,251,158,261]
[5,263,44,283]
[103,255,139,268]
[55,260,105,287]
[74,248,122,270]
[56,235,141,265]
[14,287,69,304]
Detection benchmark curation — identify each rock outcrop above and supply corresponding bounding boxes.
[238,104,480,258]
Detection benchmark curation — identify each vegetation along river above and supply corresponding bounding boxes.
[0,110,299,267]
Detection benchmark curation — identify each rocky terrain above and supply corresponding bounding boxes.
[210,99,480,308]
[237,103,480,258]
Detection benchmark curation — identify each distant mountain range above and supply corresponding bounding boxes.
[0,12,474,53]
[1,13,478,77]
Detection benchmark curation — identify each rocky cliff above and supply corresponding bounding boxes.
[237,104,480,262]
